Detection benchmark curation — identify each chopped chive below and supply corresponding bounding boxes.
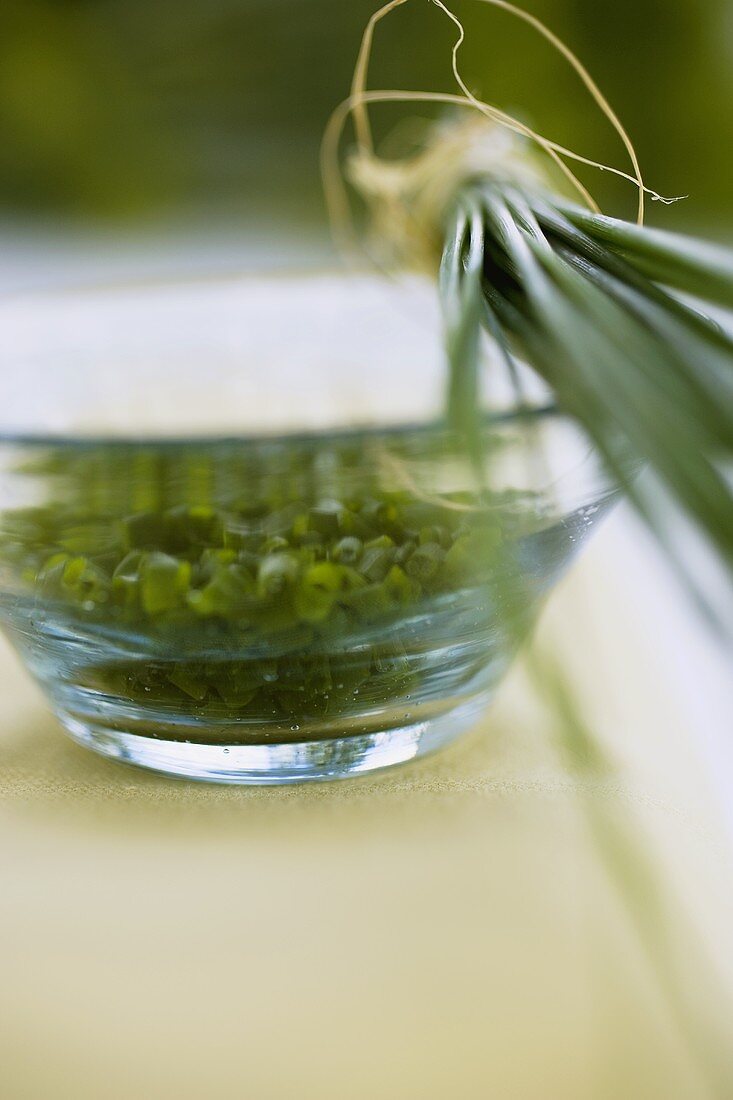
[140,553,191,615]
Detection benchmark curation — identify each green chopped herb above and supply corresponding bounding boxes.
[140,552,191,616]
[0,439,514,725]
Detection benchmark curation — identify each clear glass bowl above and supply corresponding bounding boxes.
[0,273,617,783]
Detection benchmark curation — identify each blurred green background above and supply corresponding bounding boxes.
[0,0,730,233]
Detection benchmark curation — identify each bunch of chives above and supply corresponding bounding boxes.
[327,0,733,620]
[440,187,733,596]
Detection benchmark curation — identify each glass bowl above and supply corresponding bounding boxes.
[0,273,617,783]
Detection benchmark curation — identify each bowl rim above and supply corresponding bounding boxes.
[0,403,559,449]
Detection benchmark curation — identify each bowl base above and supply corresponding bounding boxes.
[56,695,489,784]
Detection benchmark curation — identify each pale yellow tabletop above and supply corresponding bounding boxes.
[1,509,732,1099]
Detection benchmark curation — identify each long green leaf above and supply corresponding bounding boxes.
[558,204,733,308]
